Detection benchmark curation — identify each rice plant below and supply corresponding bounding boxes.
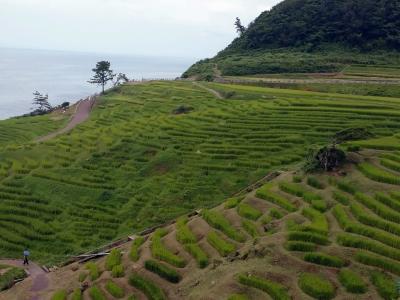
[303,252,346,268]
[85,262,100,281]
[237,203,262,221]
[129,273,166,300]
[287,231,330,245]
[285,241,316,252]
[370,271,397,300]
[176,216,197,244]
[338,269,367,294]
[184,243,209,268]
[105,249,122,271]
[130,236,145,262]
[207,230,236,256]
[298,273,335,300]
[307,177,325,189]
[358,162,400,185]
[237,273,290,300]
[111,264,124,278]
[151,228,186,268]
[105,280,125,298]
[71,289,83,300]
[51,290,67,300]
[224,197,242,209]
[202,209,245,242]
[145,259,181,283]
[256,187,297,212]
[355,251,400,275]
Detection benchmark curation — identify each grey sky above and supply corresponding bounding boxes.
[0,0,281,58]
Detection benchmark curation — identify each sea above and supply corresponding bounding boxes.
[0,48,195,120]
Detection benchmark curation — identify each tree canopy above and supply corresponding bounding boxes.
[225,0,400,52]
[88,61,115,93]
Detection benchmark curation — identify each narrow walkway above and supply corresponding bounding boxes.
[37,96,96,142]
[0,259,48,300]
[192,82,224,99]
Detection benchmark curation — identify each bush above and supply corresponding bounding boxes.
[287,231,330,245]
[151,228,186,268]
[182,243,207,268]
[225,197,241,209]
[89,286,106,300]
[111,264,124,278]
[176,217,197,244]
[202,209,245,242]
[71,289,83,300]
[237,273,290,300]
[358,162,400,185]
[145,259,181,283]
[130,236,145,262]
[51,290,67,300]
[304,252,345,268]
[85,262,100,281]
[242,219,260,237]
[207,230,236,256]
[129,273,166,300]
[332,191,350,205]
[355,251,400,275]
[370,271,397,300]
[237,203,262,220]
[298,273,335,300]
[256,187,297,212]
[105,280,125,298]
[338,269,367,294]
[307,177,325,189]
[285,241,316,252]
[105,249,122,271]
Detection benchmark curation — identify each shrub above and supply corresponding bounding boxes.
[105,249,122,271]
[176,217,197,244]
[256,188,297,212]
[338,269,367,294]
[358,162,400,185]
[370,271,397,300]
[225,197,241,209]
[304,252,345,268]
[85,262,100,281]
[332,191,350,205]
[307,177,325,189]
[287,231,330,245]
[71,289,82,300]
[242,219,260,237]
[89,286,106,300]
[105,280,125,298]
[207,230,236,256]
[355,251,400,275]
[130,236,145,261]
[111,264,124,278]
[237,273,290,300]
[298,273,335,300]
[237,203,262,220]
[129,273,166,300]
[202,209,245,242]
[145,259,181,283]
[184,243,208,268]
[285,241,316,252]
[51,290,67,300]
[151,228,186,268]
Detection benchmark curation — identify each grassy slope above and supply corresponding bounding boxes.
[1,81,400,265]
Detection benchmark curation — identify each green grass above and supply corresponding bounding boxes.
[298,273,335,300]
[202,209,245,242]
[51,290,67,300]
[237,273,290,300]
[130,236,145,262]
[129,273,166,300]
[0,266,26,291]
[237,203,262,220]
[105,280,125,298]
[89,286,106,300]
[370,271,398,300]
[338,269,367,294]
[145,259,181,283]
[207,230,236,256]
[303,252,345,268]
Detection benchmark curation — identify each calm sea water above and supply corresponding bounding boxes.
[0,48,194,120]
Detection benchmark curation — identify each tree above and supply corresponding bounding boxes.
[32,91,52,113]
[88,61,115,93]
[234,17,246,36]
[113,73,129,87]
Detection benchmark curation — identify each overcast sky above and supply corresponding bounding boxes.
[0,0,281,58]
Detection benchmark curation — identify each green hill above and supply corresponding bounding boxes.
[183,0,400,78]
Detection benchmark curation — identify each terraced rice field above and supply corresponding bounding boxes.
[1,81,400,265]
[4,138,400,299]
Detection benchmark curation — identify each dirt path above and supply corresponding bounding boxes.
[37,96,96,142]
[0,259,48,300]
[192,82,224,99]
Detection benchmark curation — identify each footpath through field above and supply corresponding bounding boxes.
[37,96,96,142]
[0,259,48,300]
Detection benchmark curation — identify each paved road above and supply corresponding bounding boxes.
[37,96,95,142]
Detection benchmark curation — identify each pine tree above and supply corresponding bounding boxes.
[234,17,246,36]
[88,61,115,93]
[32,91,52,113]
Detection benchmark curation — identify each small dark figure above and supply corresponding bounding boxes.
[23,249,30,265]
